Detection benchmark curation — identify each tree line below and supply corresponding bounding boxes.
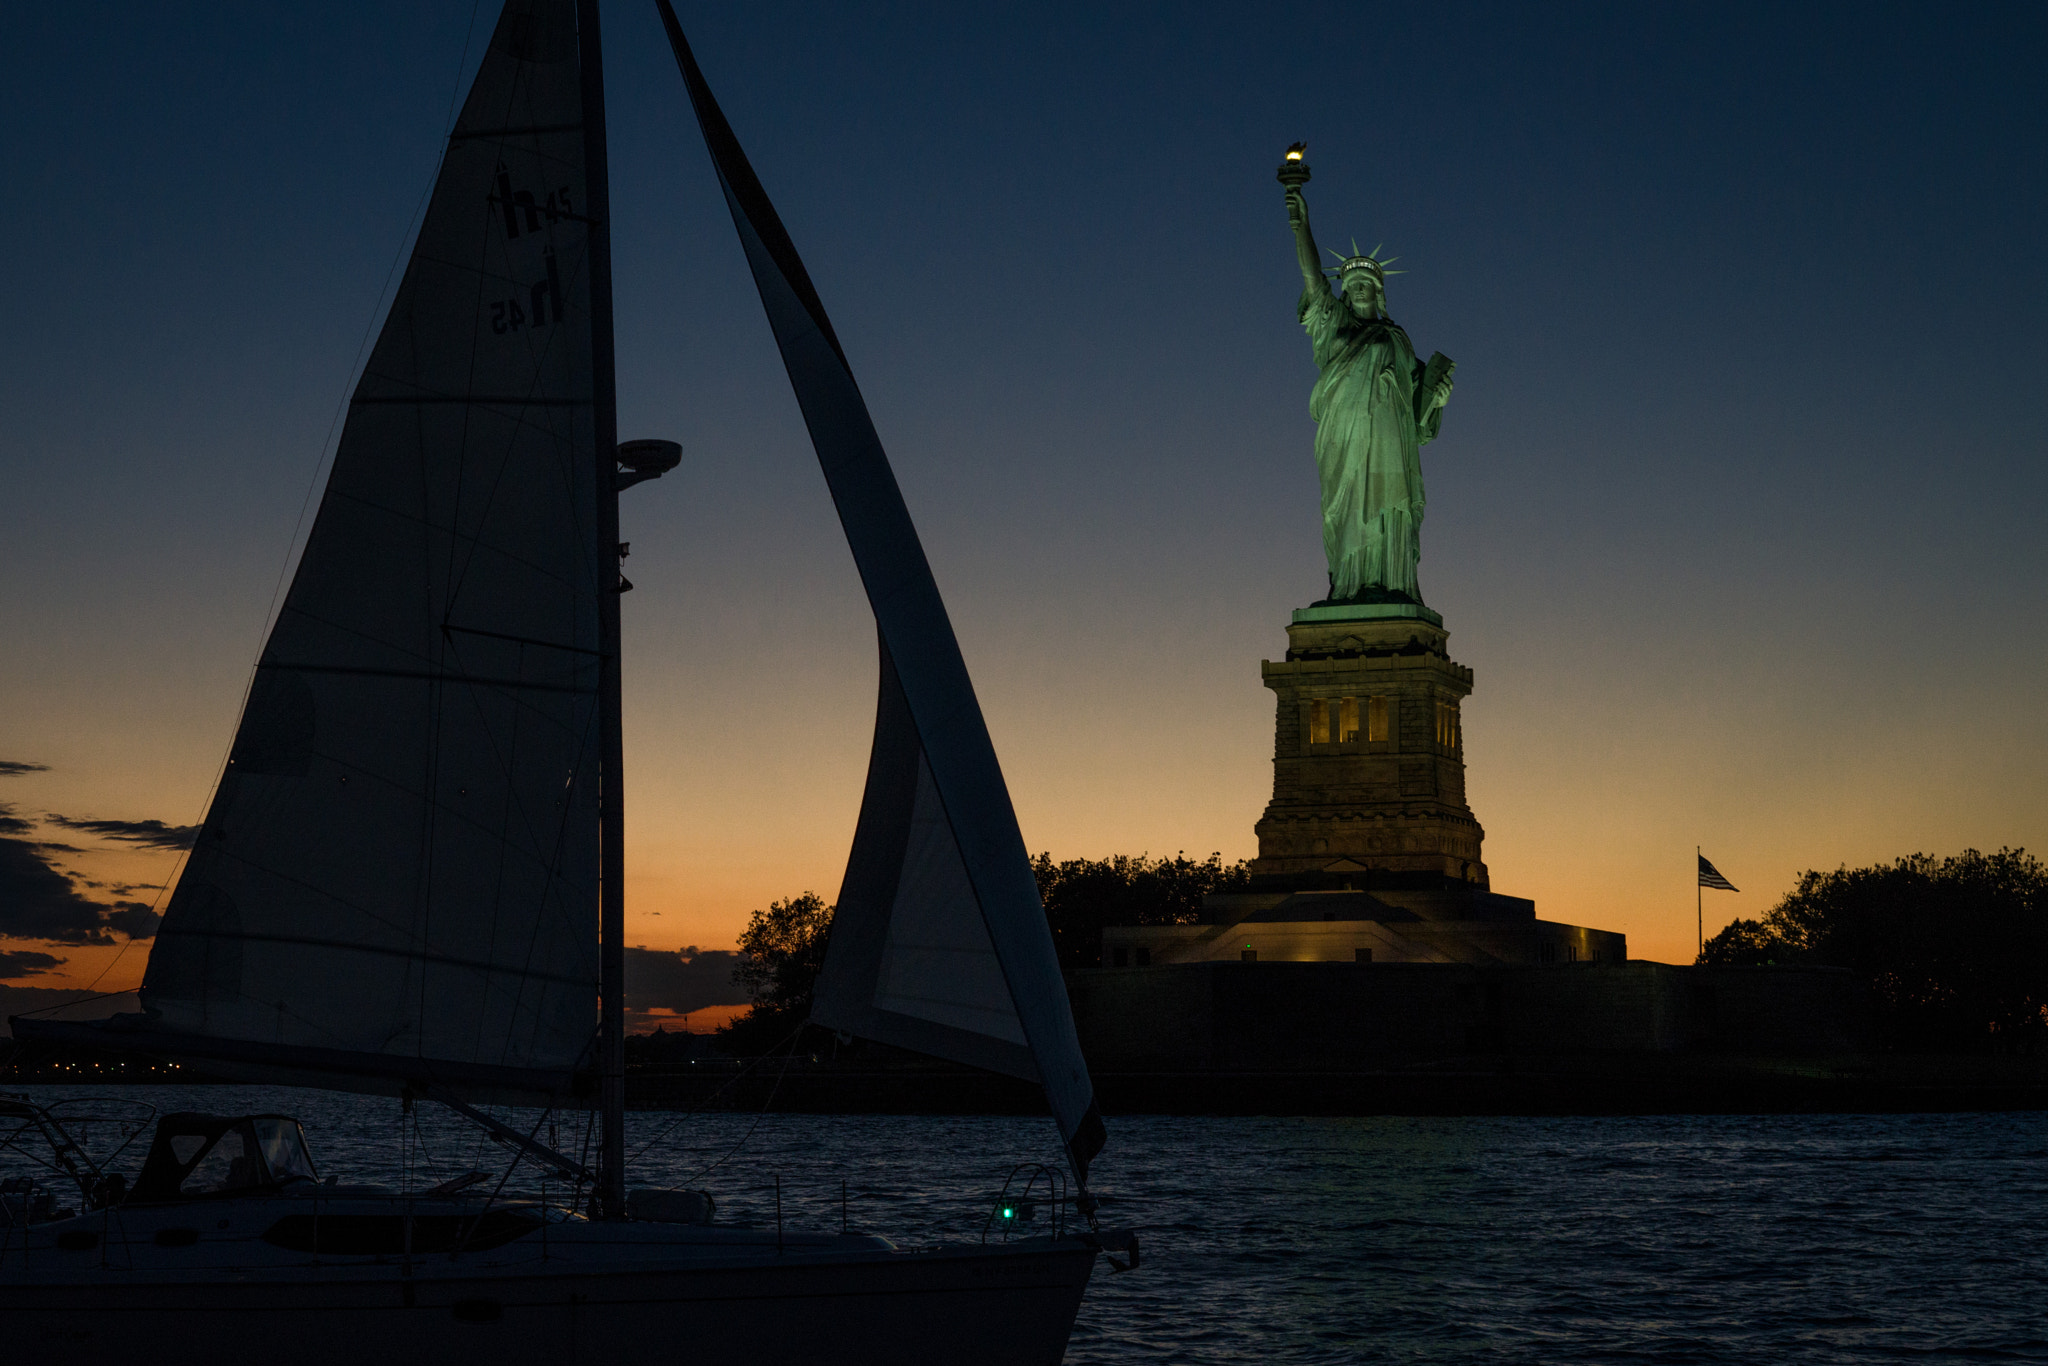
[1700,847,2047,1052]
[715,846,2048,1056]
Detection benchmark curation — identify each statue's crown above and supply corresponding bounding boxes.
[1328,241,1404,284]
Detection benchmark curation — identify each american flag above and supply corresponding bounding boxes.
[1698,855,1738,892]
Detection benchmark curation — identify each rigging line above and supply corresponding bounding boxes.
[448,1102,555,1262]
[461,657,519,1074]
[452,121,585,142]
[276,590,591,670]
[133,930,593,991]
[349,394,593,406]
[625,1019,813,1163]
[257,661,596,696]
[468,667,601,1076]
[443,0,486,134]
[572,1108,596,1217]
[439,409,589,626]
[683,1026,808,1185]
[411,555,448,1061]
[410,1102,451,1187]
[439,627,595,888]
[72,797,190,992]
[440,623,605,657]
[439,628,562,1071]
[487,746,600,1086]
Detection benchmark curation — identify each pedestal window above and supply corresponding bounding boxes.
[1306,695,1384,750]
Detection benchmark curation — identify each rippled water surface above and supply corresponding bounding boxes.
[9,1087,2046,1362]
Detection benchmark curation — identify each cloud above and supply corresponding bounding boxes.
[0,949,64,980]
[45,814,200,851]
[0,802,160,944]
[623,946,751,1013]
[105,903,162,939]
[0,761,51,777]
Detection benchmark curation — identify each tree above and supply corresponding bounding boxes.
[1699,848,2048,1052]
[1698,917,1781,966]
[1031,850,1250,970]
[719,892,832,1055]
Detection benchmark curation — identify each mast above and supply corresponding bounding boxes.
[577,0,627,1219]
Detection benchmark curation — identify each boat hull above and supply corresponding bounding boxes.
[3,1229,1097,1365]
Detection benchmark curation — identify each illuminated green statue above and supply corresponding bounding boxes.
[1284,170,1454,605]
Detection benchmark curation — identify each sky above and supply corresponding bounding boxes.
[2,1,2044,1009]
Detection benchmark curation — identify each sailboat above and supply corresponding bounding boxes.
[4,1,1130,1359]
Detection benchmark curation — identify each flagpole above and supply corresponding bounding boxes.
[1696,844,1702,961]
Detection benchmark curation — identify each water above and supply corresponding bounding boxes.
[7,1087,2046,1362]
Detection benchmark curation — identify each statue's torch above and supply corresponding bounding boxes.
[1277,141,1311,189]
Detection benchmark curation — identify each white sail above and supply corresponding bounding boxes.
[811,647,1036,1078]
[658,7,1106,1180]
[125,0,602,1098]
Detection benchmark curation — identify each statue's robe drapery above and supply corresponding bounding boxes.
[1299,285,1445,601]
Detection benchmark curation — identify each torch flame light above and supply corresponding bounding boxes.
[1277,142,1312,188]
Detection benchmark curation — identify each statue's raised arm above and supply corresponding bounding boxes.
[1285,184,1327,296]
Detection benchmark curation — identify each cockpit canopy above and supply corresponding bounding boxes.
[132,1113,319,1202]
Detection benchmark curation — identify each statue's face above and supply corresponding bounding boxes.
[1343,273,1382,317]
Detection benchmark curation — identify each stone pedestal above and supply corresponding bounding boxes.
[1145,601,1628,966]
[1249,603,1487,890]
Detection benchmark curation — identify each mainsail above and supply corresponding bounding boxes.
[24,0,606,1100]
[656,3,1106,1181]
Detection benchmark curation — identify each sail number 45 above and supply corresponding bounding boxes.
[491,248,566,335]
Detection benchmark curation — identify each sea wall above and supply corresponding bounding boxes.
[1066,960,1865,1070]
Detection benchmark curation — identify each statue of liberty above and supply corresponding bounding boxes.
[1284,164,1454,605]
